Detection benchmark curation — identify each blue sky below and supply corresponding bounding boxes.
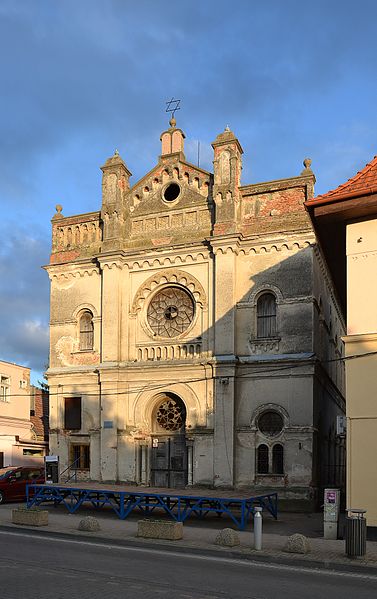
[1,0,376,383]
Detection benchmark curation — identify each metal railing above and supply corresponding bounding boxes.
[59,456,81,483]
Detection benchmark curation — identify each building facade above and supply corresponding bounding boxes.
[0,360,47,467]
[45,119,345,505]
[306,156,377,533]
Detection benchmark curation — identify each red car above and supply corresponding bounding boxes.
[0,466,45,503]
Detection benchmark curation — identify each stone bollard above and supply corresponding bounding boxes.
[283,533,311,554]
[78,516,101,532]
[215,528,240,547]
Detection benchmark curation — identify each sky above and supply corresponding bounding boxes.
[1,0,377,384]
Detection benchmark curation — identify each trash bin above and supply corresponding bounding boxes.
[345,508,366,558]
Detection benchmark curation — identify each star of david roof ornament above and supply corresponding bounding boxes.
[166,97,181,128]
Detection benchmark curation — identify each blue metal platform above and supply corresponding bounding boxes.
[26,483,278,530]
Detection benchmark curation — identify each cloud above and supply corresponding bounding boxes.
[0,225,50,373]
[1,0,377,377]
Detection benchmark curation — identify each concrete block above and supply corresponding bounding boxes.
[12,508,49,527]
[137,519,183,540]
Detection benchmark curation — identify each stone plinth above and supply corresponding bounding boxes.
[137,519,183,540]
[12,508,49,527]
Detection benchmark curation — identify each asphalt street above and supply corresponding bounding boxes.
[0,530,376,599]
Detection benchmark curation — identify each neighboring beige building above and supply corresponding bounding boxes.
[307,156,377,536]
[45,118,345,506]
[0,360,47,467]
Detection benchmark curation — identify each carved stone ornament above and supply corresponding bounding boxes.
[156,396,186,431]
[249,338,280,354]
[131,269,207,314]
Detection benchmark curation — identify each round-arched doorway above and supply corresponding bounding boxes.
[151,393,187,488]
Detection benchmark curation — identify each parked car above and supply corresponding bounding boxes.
[0,466,45,503]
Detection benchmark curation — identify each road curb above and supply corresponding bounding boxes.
[1,523,377,577]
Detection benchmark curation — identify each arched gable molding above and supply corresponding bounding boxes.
[247,284,284,306]
[132,383,203,432]
[131,269,207,314]
[72,303,99,320]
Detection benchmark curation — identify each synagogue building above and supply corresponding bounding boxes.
[45,117,345,505]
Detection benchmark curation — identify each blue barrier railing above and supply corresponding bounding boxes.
[26,484,278,530]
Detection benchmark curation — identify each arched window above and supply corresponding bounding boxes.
[272,444,284,474]
[257,444,269,474]
[79,311,94,350]
[257,293,277,338]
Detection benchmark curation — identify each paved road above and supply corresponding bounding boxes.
[0,530,376,599]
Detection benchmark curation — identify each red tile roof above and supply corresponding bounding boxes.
[308,155,377,205]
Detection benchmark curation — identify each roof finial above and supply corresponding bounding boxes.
[225,124,230,132]
[301,157,314,176]
[303,158,312,169]
[52,204,64,220]
[114,148,119,156]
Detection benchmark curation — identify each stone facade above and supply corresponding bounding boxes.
[45,119,345,505]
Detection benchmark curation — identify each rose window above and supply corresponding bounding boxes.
[156,397,186,432]
[147,286,194,338]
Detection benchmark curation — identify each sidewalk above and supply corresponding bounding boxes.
[1,502,377,574]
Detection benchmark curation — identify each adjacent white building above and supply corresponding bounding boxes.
[0,360,46,467]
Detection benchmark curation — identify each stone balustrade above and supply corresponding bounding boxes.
[137,343,202,362]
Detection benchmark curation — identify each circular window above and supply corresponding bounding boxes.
[163,182,181,202]
[156,396,186,432]
[258,411,284,437]
[147,286,195,338]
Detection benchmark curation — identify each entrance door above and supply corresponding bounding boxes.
[151,435,187,488]
[150,393,187,488]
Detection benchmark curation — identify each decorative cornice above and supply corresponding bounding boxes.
[237,239,313,256]
[129,251,209,270]
[343,333,377,344]
[48,267,99,282]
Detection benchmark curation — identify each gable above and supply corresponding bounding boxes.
[125,158,213,248]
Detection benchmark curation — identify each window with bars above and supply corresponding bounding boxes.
[257,293,277,338]
[79,311,94,350]
[257,444,284,475]
[70,444,90,470]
